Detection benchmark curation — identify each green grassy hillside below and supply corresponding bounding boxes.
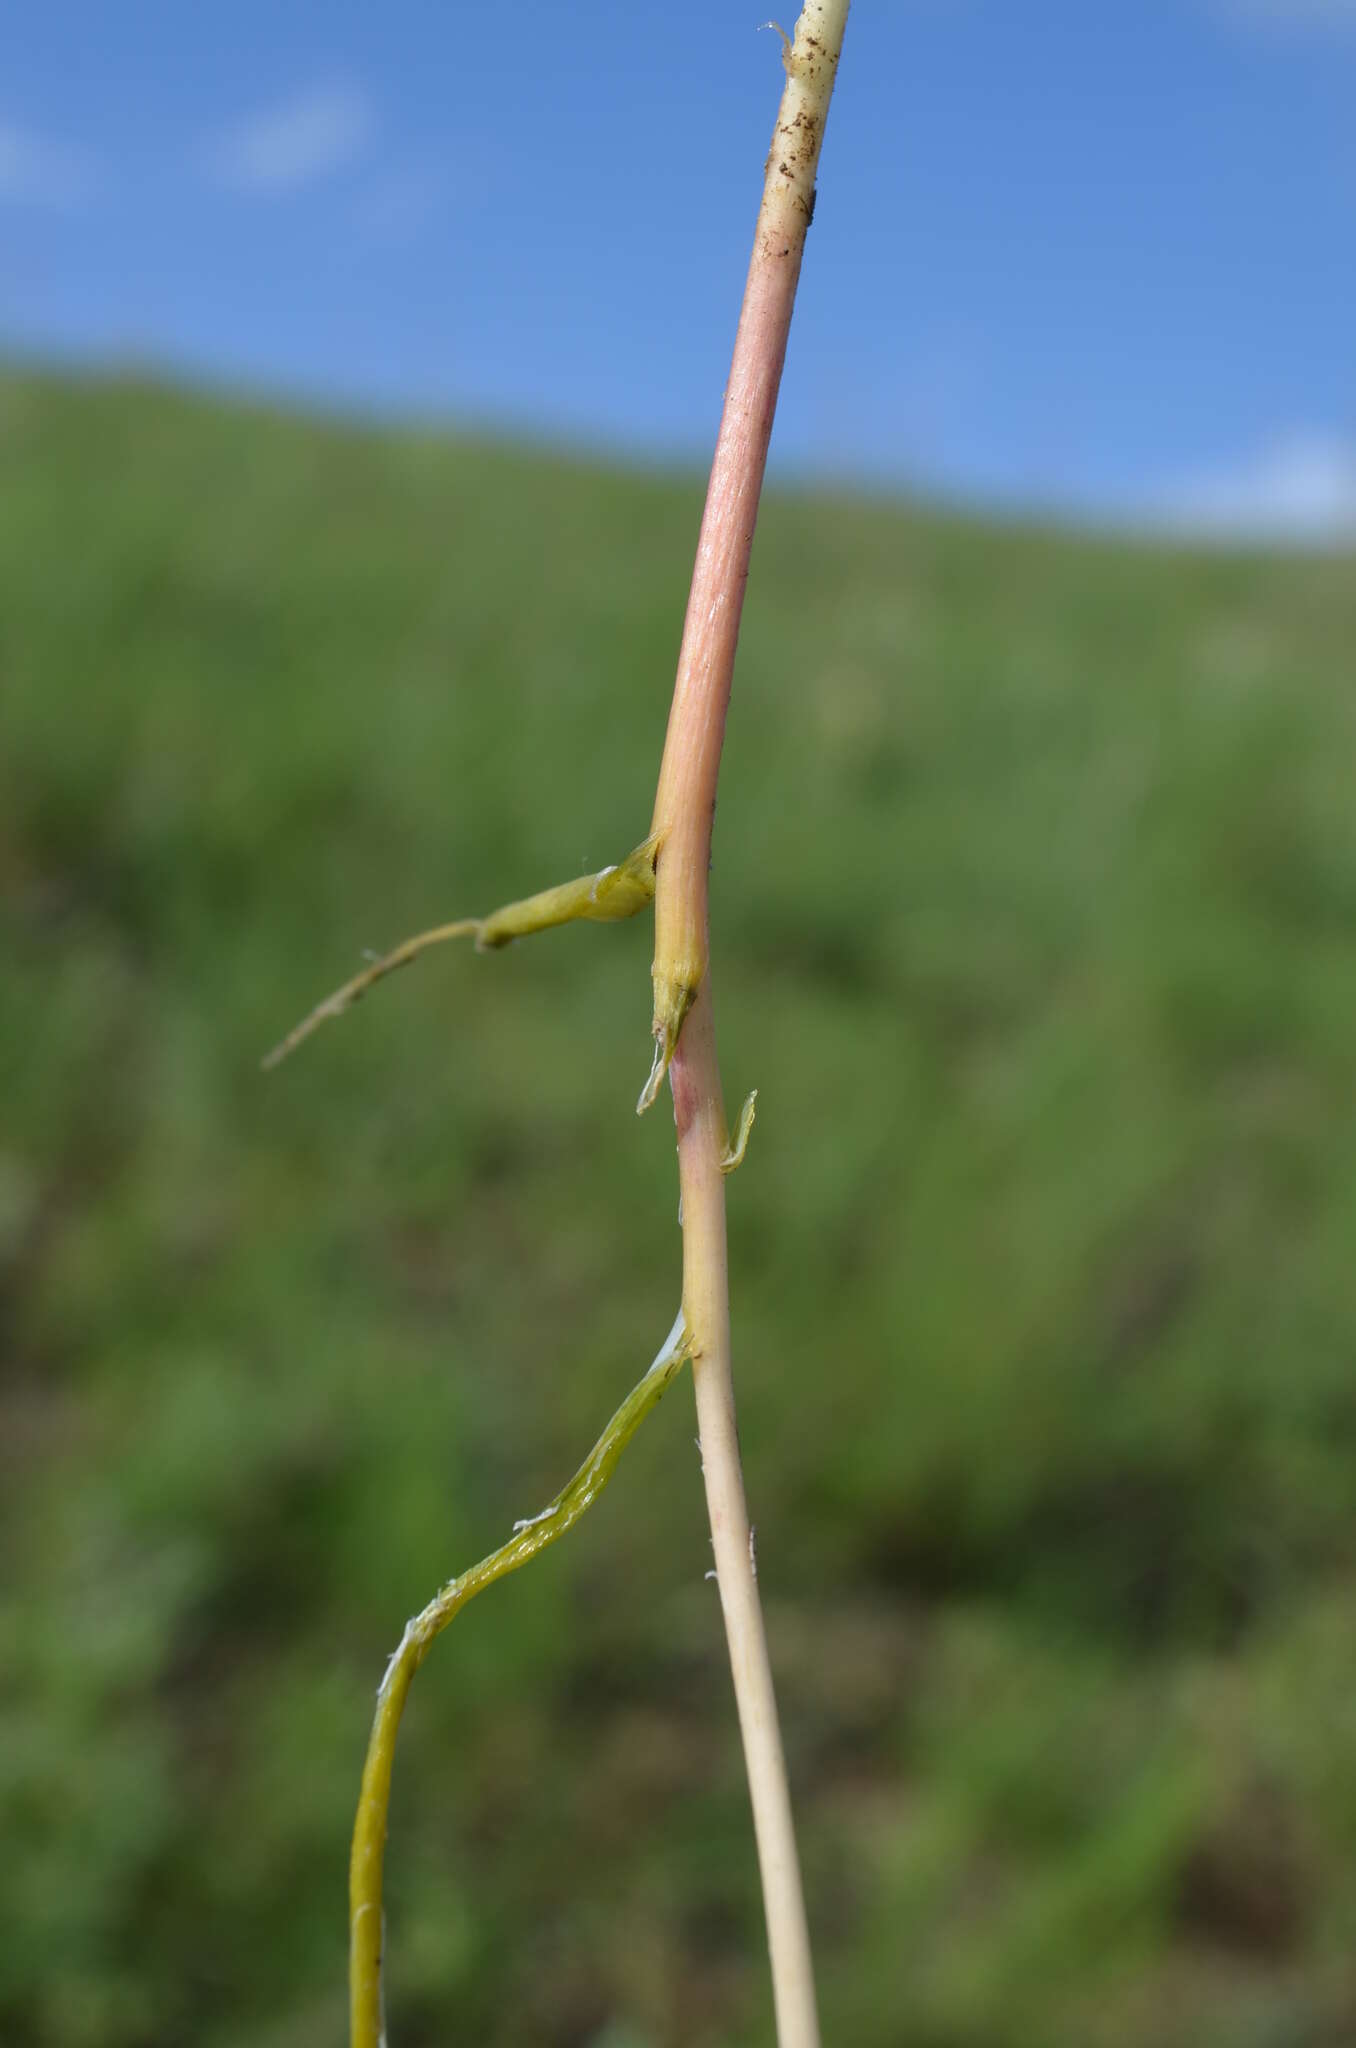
[3,367,1356,2048]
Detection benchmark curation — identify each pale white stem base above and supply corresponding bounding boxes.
[672,983,821,2048]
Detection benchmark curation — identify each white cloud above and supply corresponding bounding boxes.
[1159,432,1356,544]
[0,119,93,208]
[208,83,373,194]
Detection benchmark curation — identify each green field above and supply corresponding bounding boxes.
[4,367,1356,2047]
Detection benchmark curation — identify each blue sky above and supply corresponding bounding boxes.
[1,1,1352,535]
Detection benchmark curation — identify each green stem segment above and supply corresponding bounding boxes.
[349,1312,692,2048]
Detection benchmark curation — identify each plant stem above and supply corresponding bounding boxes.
[645,0,852,1103]
[672,983,822,2048]
[650,7,851,2044]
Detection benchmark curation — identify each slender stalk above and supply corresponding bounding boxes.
[644,0,851,1105]
[673,983,822,2048]
[649,7,851,2044]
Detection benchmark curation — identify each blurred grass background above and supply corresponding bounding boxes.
[4,366,1356,2047]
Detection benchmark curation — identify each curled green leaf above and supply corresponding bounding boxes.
[349,1309,692,2048]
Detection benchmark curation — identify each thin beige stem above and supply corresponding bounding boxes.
[672,982,821,2048]
[647,11,851,2041]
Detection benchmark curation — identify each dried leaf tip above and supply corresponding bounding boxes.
[264,837,658,1072]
